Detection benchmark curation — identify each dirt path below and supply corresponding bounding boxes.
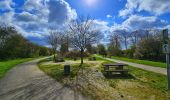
[0,58,87,100]
[96,55,167,75]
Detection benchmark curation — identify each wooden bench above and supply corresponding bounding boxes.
[104,69,129,75]
[102,63,129,75]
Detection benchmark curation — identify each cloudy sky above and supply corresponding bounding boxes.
[0,0,170,46]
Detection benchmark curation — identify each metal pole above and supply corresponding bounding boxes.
[166,53,170,90]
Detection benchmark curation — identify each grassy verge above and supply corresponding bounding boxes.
[128,66,167,91]
[0,58,35,78]
[97,56,170,99]
[38,60,91,82]
[96,57,168,91]
[97,55,166,68]
[38,57,170,99]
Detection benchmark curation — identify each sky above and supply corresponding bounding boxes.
[0,0,170,46]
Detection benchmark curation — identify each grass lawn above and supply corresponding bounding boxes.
[96,56,168,90]
[108,55,166,68]
[38,61,91,82]
[0,58,35,78]
[38,57,170,100]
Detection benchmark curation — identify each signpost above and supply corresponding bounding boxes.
[162,29,170,90]
[163,44,170,53]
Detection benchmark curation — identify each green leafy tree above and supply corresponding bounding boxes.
[39,46,50,56]
[97,44,107,56]
[0,25,50,60]
[134,37,164,61]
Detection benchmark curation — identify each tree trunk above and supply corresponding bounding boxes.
[125,38,127,50]
[53,49,56,62]
[80,49,84,64]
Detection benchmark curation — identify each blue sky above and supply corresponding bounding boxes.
[0,0,170,46]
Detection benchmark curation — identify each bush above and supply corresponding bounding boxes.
[98,44,107,56]
[88,57,96,61]
[122,46,136,58]
[134,37,165,61]
[65,51,90,59]
[0,26,50,60]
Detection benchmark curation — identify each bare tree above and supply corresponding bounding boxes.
[130,29,154,46]
[113,29,129,50]
[109,32,121,49]
[47,30,62,61]
[60,31,70,56]
[129,30,143,46]
[68,16,102,64]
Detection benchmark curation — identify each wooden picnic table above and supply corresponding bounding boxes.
[102,63,129,75]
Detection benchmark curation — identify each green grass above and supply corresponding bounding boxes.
[128,66,168,91]
[0,58,35,78]
[40,56,169,92]
[111,56,166,68]
[95,56,169,92]
[38,60,91,82]
[39,57,170,99]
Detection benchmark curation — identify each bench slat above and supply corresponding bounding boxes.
[104,70,129,72]
[103,63,128,66]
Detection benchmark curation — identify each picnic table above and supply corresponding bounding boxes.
[102,63,129,75]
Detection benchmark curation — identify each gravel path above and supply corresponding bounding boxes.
[96,55,167,75]
[0,58,87,100]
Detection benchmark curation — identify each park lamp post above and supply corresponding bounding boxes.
[162,29,170,90]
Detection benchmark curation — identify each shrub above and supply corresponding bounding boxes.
[88,57,96,61]
[122,46,136,58]
[65,51,90,59]
[134,37,165,61]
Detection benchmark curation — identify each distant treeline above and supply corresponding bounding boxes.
[0,25,51,60]
[95,29,166,62]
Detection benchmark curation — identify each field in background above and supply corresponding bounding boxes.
[110,56,166,68]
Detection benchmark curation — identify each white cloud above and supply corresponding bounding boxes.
[106,14,112,18]
[119,9,132,18]
[119,0,170,17]
[93,20,109,31]
[123,15,168,31]
[111,15,168,32]
[0,11,14,24]
[47,0,77,26]
[138,0,170,15]
[92,20,110,44]
[15,12,38,22]
[24,0,43,11]
[0,0,14,11]
[0,0,78,39]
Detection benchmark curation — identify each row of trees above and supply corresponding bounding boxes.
[98,29,165,62]
[47,16,166,63]
[0,25,51,60]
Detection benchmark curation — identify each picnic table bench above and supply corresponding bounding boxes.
[102,63,129,75]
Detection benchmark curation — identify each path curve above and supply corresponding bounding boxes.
[0,58,87,100]
[96,55,167,75]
